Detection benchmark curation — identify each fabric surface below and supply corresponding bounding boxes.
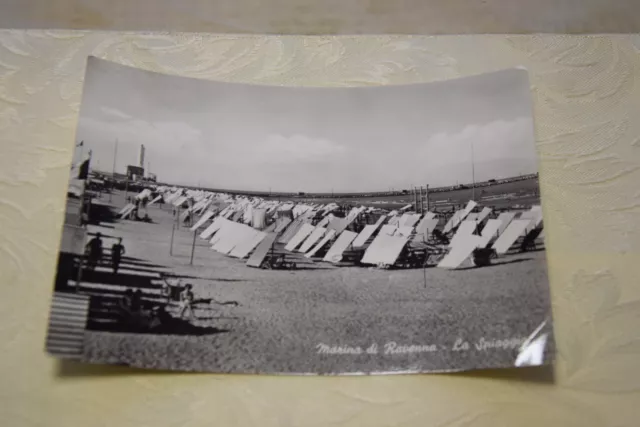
[360,233,409,265]
[1,31,640,426]
[323,230,358,262]
[1,0,640,33]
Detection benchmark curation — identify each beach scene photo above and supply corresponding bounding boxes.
[46,57,553,374]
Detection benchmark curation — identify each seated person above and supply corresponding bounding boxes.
[148,305,172,330]
[118,289,135,316]
[273,254,286,268]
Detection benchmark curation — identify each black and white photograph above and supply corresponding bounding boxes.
[46,57,553,374]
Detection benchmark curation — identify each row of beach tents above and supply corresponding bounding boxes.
[134,186,545,270]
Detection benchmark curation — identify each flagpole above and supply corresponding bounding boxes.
[85,150,93,221]
[110,138,118,202]
[471,139,476,201]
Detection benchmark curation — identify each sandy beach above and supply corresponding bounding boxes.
[79,191,550,374]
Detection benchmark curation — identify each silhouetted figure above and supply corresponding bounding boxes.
[131,289,143,312]
[119,289,134,310]
[179,284,195,321]
[149,305,171,330]
[115,289,135,324]
[161,276,183,304]
[85,232,103,270]
[111,237,126,274]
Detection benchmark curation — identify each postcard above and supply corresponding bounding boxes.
[46,57,553,373]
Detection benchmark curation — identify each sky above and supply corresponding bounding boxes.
[76,57,539,193]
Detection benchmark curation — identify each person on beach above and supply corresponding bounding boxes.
[115,288,136,326]
[85,232,103,270]
[178,284,196,321]
[131,289,143,312]
[118,289,134,313]
[160,276,182,304]
[111,238,126,274]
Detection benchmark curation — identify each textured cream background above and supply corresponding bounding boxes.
[2,0,640,34]
[1,32,640,426]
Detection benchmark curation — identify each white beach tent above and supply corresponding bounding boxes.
[375,215,387,226]
[278,217,305,244]
[200,217,224,239]
[443,210,463,233]
[387,216,401,226]
[229,230,267,259]
[246,233,278,268]
[424,217,440,234]
[397,213,411,226]
[217,223,252,254]
[395,226,415,237]
[163,192,181,204]
[279,211,315,244]
[285,223,316,252]
[194,199,212,215]
[477,207,493,224]
[189,198,207,213]
[360,233,409,266]
[415,212,437,234]
[448,220,477,248]
[298,226,327,253]
[352,223,383,248]
[379,224,397,236]
[222,208,236,219]
[492,219,532,254]
[327,217,348,232]
[317,214,334,228]
[399,213,421,228]
[437,234,483,269]
[147,195,163,206]
[520,208,544,232]
[211,220,242,252]
[496,212,517,236]
[331,207,364,235]
[172,195,188,207]
[443,200,477,233]
[190,210,215,231]
[477,218,502,248]
[411,218,440,244]
[213,221,257,255]
[323,230,358,263]
[274,216,293,233]
[210,219,239,246]
[305,229,337,258]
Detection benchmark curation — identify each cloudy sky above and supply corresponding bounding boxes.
[77,57,539,193]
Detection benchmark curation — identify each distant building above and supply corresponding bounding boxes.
[127,165,145,181]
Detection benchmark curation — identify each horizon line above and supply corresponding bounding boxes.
[91,169,538,197]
